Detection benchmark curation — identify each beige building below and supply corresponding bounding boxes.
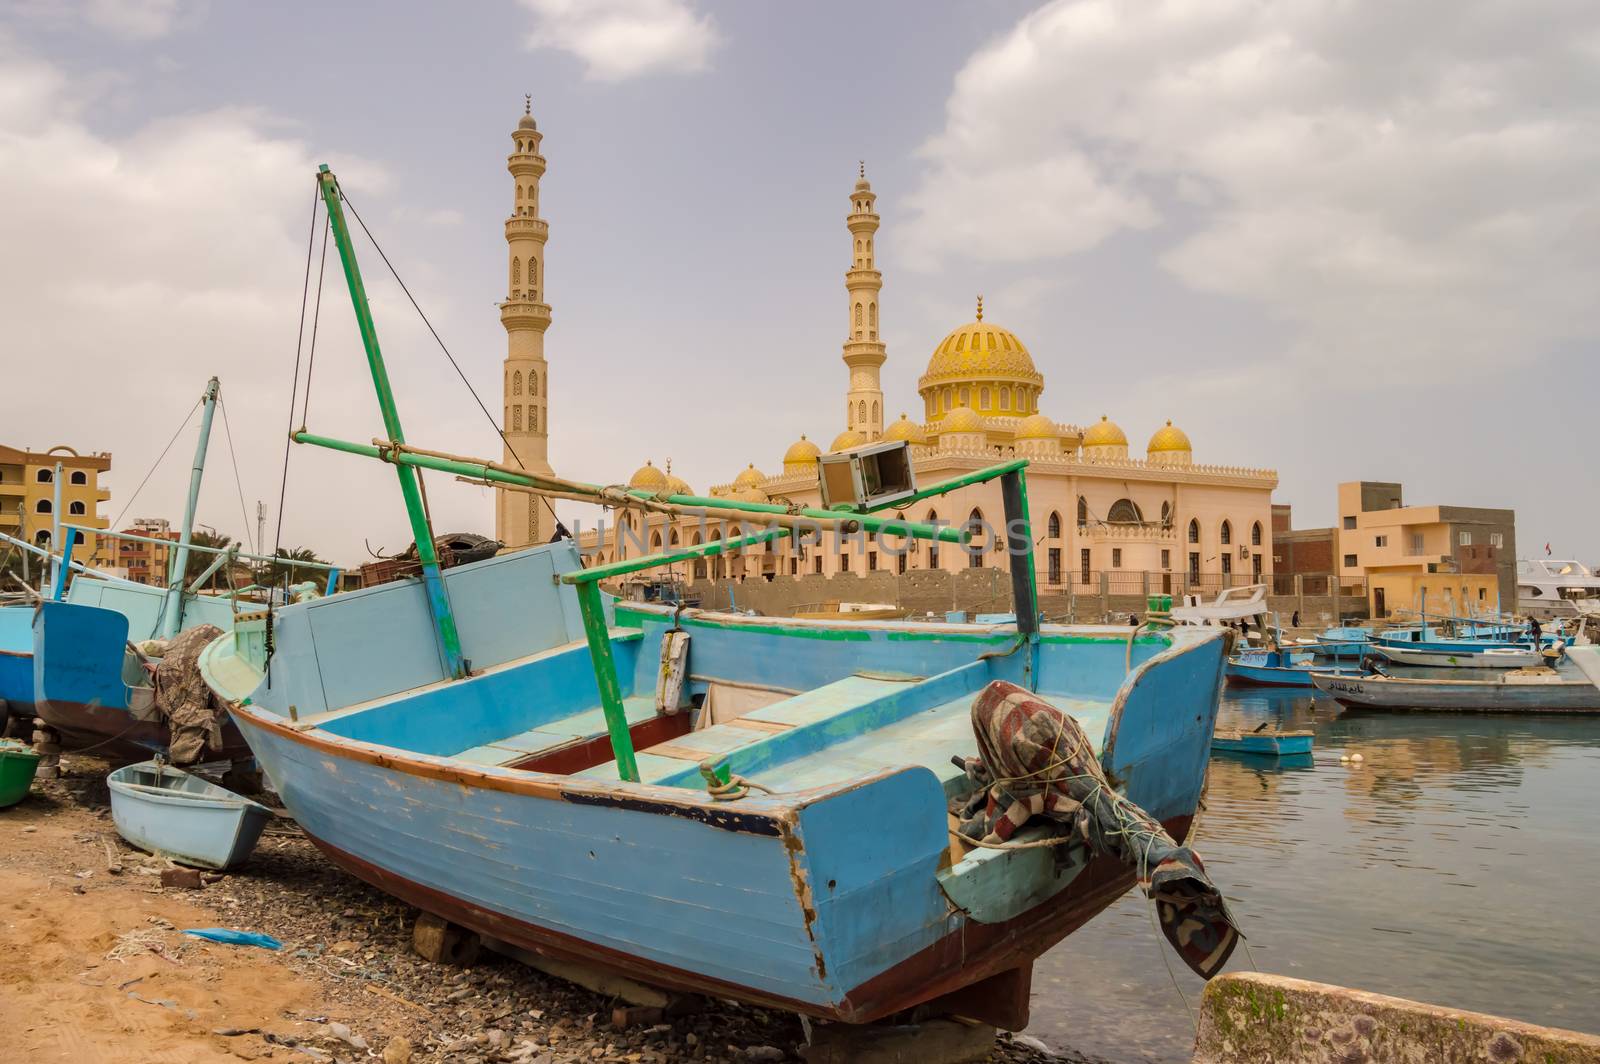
[558,166,1279,596]
[1334,481,1514,618]
[0,444,111,560]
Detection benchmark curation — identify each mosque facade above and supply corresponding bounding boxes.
[500,106,1277,595]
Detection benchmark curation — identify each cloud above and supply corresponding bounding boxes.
[519,0,721,81]
[902,0,1600,377]
[83,0,191,40]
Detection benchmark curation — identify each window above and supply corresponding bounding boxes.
[1000,387,1011,410]
[1251,521,1262,546]
[35,499,51,514]
[1252,553,1262,577]
[1411,532,1424,552]
[1479,588,1486,601]
[513,371,523,396]
[1161,549,1170,569]
[512,257,521,287]
[1107,499,1142,525]
[531,408,538,432]
[1343,554,1358,568]
[1188,552,1200,579]
[36,468,52,483]
[868,551,878,571]
[855,303,862,325]
[1490,532,1504,548]
[959,386,970,407]
[871,400,878,425]
[897,551,907,575]
[1161,501,1171,526]
[70,471,87,485]
[1220,521,1232,545]
[980,387,990,409]
[1375,535,1387,548]
[926,510,940,569]
[814,555,823,574]
[1188,519,1199,544]
[68,501,85,516]
[72,530,85,545]
[1343,516,1356,530]
[1080,548,1091,584]
[869,304,876,328]
[513,406,522,431]
[1459,531,1473,547]
[859,400,867,423]
[1078,497,1089,527]
[530,371,538,397]
[840,547,849,572]
[1221,554,1232,575]
[1111,548,1122,569]
[1048,548,1062,585]
[1047,511,1062,538]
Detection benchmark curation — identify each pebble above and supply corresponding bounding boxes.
[1350,752,1364,762]
[381,1035,412,1064]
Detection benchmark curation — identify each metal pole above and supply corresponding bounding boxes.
[49,461,62,590]
[999,469,1038,638]
[52,534,75,601]
[316,165,465,678]
[160,377,220,639]
[573,580,639,783]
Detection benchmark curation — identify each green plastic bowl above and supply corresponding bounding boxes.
[0,740,40,809]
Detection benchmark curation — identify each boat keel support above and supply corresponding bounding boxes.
[411,911,481,966]
[802,1016,998,1064]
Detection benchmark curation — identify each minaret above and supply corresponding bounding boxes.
[497,96,554,549]
[842,162,886,440]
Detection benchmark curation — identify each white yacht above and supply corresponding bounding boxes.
[1517,558,1600,619]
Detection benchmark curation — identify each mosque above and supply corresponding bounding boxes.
[494,105,1278,595]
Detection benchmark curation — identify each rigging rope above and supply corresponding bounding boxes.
[299,212,331,433]
[217,396,255,555]
[109,397,202,532]
[337,188,561,529]
[271,183,323,613]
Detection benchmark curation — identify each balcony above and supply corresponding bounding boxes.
[1080,522,1176,545]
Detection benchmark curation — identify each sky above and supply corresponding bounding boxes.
[2,0,1598,566]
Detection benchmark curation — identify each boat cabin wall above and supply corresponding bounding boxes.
[33,601,131,711]
[249,541,594,719]
[66,579,240,642]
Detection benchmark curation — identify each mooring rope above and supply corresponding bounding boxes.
[108,397,201,533]
[217,396,255,555]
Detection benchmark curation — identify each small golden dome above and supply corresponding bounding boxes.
[1147,420,1192,453]
[783,435,821,467]
[1015,413,1058,440]
[883,413,926,445]
[627,460,668,491]
[941,405,982,433]
[1083,416,1127,448]
[732,486,769,504]
[830,429,867,452]
[732,464,765,489]
[665,472,692,496]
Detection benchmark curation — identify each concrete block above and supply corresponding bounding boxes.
[1196,972,1600,1064]
[160,867,203,890]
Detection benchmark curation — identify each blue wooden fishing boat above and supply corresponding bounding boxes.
[0,604,36,732]
[13,381,340,765]
[1211,727,1315,756]
[107,760,272,868]
[1316,626,1371,658]
[1226,648,1365,688]
[193,165,1239,1030]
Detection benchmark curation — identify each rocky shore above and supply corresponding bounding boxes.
[0,760,1111,1064]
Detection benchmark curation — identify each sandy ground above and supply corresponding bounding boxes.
[0,763,1103,1064]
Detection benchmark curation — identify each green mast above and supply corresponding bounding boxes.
[315,165,467,678]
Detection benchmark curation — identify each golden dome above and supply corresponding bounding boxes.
[883,413,926,445]
[783,435,821,467]
[1015,413,1058,440]
[941,405,982,432]
[830,429,867,452]
[665,472,692,496]
[919,297,1043,390]
[732,464,765,489]
[627,460,668,491]
[732,486,769,504]
[1083,416,1127,448]
[1147,420,1191,453]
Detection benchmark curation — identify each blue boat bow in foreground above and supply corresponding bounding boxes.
[199,540,1228,1029]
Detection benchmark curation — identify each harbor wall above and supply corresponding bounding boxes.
[653,571,1363,624]
[1194,972,1600,1064]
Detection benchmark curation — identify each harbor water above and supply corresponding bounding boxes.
[1026,687,1600,1063]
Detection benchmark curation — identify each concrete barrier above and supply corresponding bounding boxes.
[1196,973,1600,1063]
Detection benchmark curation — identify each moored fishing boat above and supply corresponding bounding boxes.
[1311,652,1600,713]
[196,164,1240,1030]
[1226,648,1365,688]
[1372,644,1545,670]
[1211,727,1315,757]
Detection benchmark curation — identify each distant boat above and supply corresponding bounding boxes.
[1227,648,1365,688]
[1373,644,1545,670]
[790,601,905,622]
[1517,557,1600,620]
[1312,652,1600,713]
[107,761,272,869]
[1316,626,1371,658]
[1211,727,1315,756]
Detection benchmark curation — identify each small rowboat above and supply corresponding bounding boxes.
[1211,728,1315,757]
[0,739,40,808]
[1226,649,1365,688]
[107,761,271,869]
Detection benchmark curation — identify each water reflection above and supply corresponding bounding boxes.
[1026,688,1600,1063]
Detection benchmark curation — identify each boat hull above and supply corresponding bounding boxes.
[1226,659,1363,689]
[1211,732,1314,756]
[1311,672,1600,713]
[1373,645,1542,670]
[0,606,36,728]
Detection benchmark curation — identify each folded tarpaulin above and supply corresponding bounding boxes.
[182,928,283,950]
[954,679,1241,980]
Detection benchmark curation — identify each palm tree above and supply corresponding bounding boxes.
[264,546,331,589]
[183,530,234,589]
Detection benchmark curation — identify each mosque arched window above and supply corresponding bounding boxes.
[1001,334,1013,351]
[956,332,967,352]
[855,303,862,326]
[943,386,952,411]
[859,400,867,423]
[1220,520,1232,545]
[987,332,997,350]
[869,303,876,328]
[966,508,986,567]
[979,386,990,410]
[1252,521,1263,546]
[1077,497,1088,527]
[529,260,537,289]
[516,184,524,201]
[513,370,523,396]
[871,401,879,424]
[513,406,522,431]
[651,530,662,550]
[926,509,941,569]
[1188,519,1200,543]
[999,386,1011,411]
[670,529,679,546]
[1047,511,1062,538]
[529,371,538,397]
[512,257,521,287]
[1161,501,1172,526]
[531,408,539,432]
[959,386,970,407]
[1107,498,1142,525]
